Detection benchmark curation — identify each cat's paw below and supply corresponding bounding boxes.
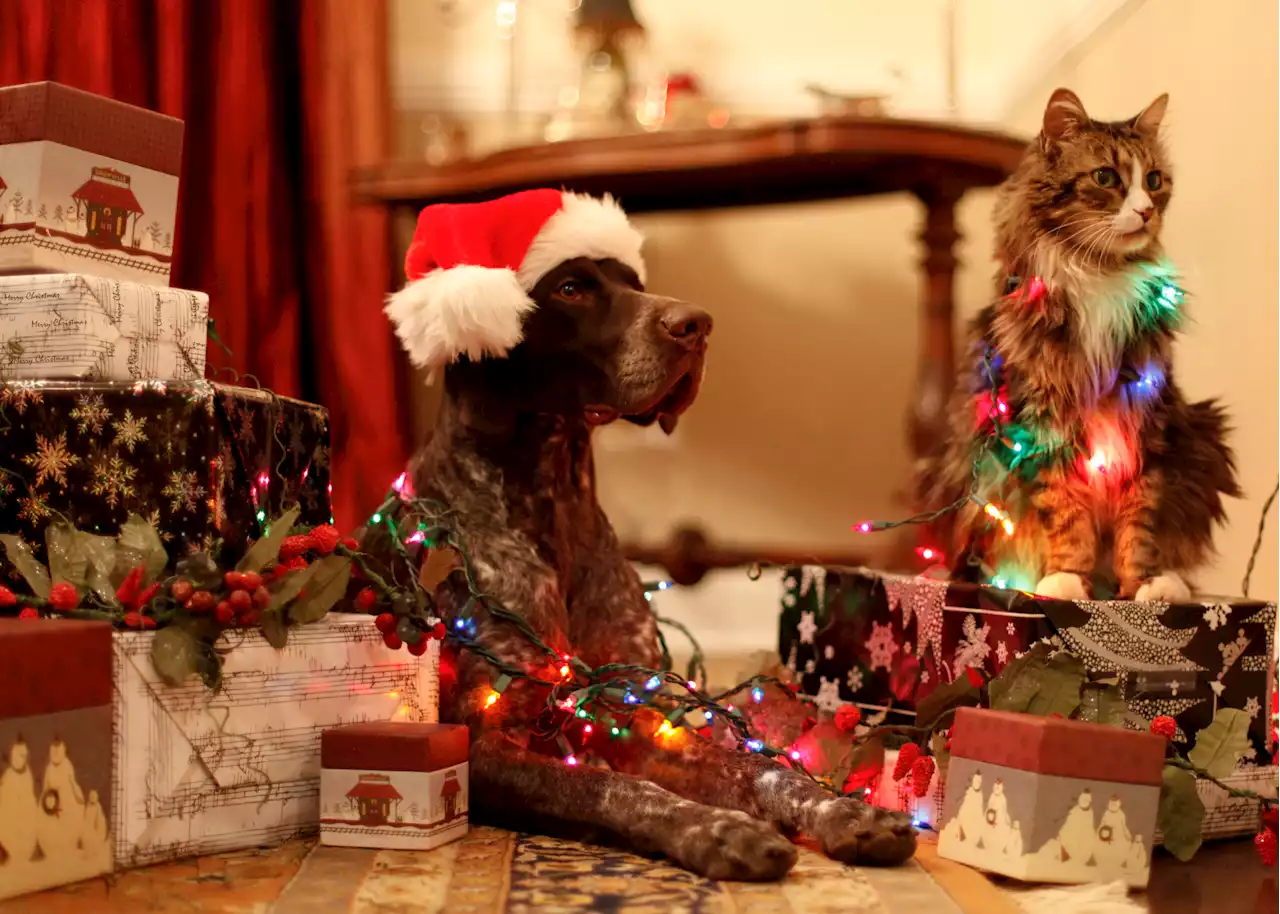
[1134,573,1191,603]
[1034,572,1089,600]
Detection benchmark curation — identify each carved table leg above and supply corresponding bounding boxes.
[892,183,964,568]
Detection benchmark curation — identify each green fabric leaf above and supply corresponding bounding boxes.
[237,506,301,573]
[988,645,1084,718]
[117,514,168,585]
[150,626,202,686]
[260,608,289,649]
[0,535,50,599]
[915,672,981,732]
[1076,683,1127,727]
[1158,765,1205,861]
[45,521,90,592]
[288,555,351,625]
[1187,709,1252,780]
[80,532,121,604]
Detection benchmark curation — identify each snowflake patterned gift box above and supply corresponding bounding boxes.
[0,82,183,285]
[778,567,1276,775]
[0,273,208,381]
[320,721,469,851]
[0,618,114,902]
[777,567,1051,723]
[112,613,440,868]
[937,707,1167,888]
[0,380,331,565]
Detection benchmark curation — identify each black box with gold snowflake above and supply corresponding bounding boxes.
[0,380,331,562]
[777,567,1276,764]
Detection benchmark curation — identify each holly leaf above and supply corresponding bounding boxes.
[1158,765,1205,861]
[418,546,460,592]
[915,672,981,732]
[150,626,201,686]
[266,563,320,613]
[237,505,301,573]
[841,735,884,795]
[259,607,289,649]
[117,514,168,585]
[1076,683,1127,727]
[1187,708,1252,780]
[0,535,50,599]
[988,642,1052,712]
[175,552,223,591]
[288,556,351,625]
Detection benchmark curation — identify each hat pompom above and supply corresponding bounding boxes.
[384,265,534,370]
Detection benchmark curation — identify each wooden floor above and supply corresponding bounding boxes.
[6,831,1273,913]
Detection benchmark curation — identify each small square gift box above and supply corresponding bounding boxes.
[320,721,469,851]
[0,618,114,901]
[937,707,1166,888]
[0,82,184,285]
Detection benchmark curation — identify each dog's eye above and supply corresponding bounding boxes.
[556,280,585,301]
[1092,167,1121,188]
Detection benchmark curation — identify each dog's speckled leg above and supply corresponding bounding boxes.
[469,730,798,880]
[601,716,916,867]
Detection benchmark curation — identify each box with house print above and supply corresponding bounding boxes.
[0,619,114,901]
[937,707,1166,887]
[320,721,469,851]
[778,567,1277,836]
[0,82,183,285]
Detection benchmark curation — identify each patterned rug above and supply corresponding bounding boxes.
[8,828,1016,914]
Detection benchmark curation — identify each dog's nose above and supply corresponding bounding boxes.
[659,304,712,345]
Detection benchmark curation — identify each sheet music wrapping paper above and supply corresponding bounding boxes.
[0,273,207,381]
[111,613,440,868]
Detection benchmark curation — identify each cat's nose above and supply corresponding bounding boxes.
[1137,206,1154,224]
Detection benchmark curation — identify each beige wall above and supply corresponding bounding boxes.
[390,0,1278,658]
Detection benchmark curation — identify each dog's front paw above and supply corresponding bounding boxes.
[1035,572,1089,600]
[669,808,798,881]
[812,797,917,866]
[1135,572,1191,603]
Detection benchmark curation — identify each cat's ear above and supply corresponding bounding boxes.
[1042,88,1088,146]
[1131,93,1169,135]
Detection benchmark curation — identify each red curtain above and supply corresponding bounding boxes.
[0,0,410,530]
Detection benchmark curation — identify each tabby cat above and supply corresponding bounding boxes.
[918,88,1238,602]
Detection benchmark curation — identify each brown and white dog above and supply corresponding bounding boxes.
[383,190,915,880]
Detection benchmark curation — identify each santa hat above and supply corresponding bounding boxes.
[385,189,646,371]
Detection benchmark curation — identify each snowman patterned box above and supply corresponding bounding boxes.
[320,721,469,851]
[0,82,184,285]
[0,618,114,902]
[937,707,1166,888]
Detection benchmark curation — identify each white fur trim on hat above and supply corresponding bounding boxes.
[517,192,646,290]
[384,265,534,370]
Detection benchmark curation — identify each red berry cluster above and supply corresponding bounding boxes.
[889,743,936,798]
[171,572,271,629]
[1149,715,1178,740]
[1256,828,1277,867]
[373,604,446,657]
[834,704,862,732]
[892,743,921,781]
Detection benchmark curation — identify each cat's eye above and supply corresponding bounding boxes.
[1145,170,1163,190]
[1092,167,1121,188]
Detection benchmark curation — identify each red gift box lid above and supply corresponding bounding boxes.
[321,721,469,773]
[949,707,1166,786]
[0,618,113,718]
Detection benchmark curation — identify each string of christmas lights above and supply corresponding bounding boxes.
[853,265,1187,587]
[350,488,825,773]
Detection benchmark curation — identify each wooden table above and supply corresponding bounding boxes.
[353,116,1027,579]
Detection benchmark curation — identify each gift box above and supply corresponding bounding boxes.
[0,619,114,901]
[0,82,183,285]
[0,273,208,381]
[937,707,1166,887]
[320,721,469,850]
[111,613,440,868]
[778,567,1276,765]
[0,380,331,564]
